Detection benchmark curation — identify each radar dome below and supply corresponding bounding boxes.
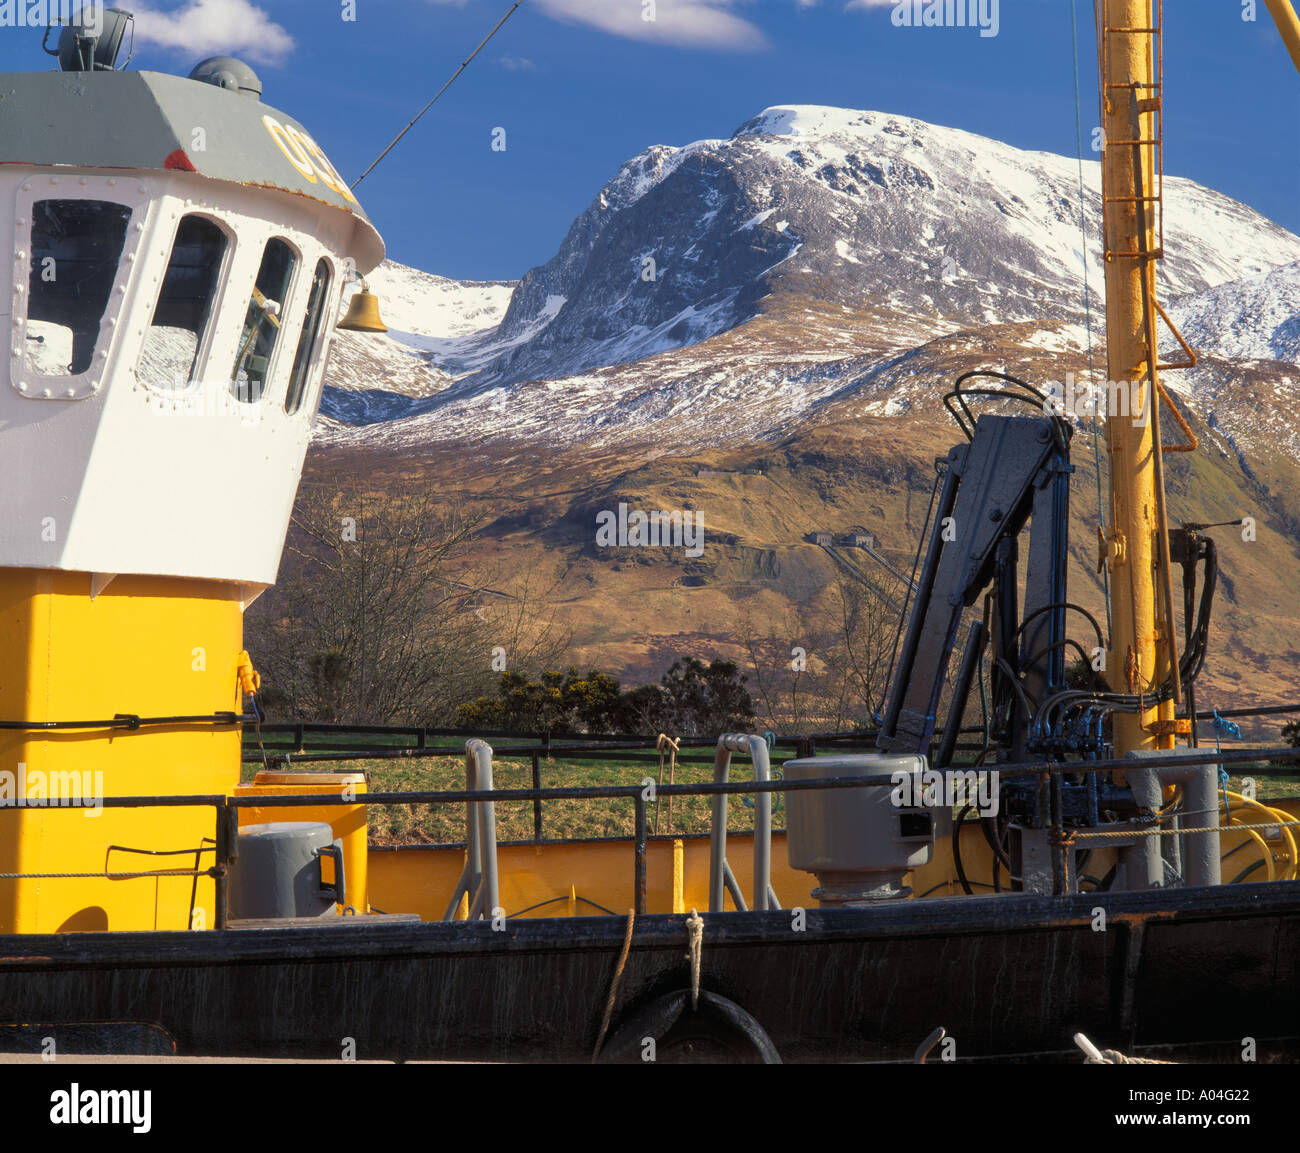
[188,56,263,101]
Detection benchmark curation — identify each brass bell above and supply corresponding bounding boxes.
[337,283,388,333]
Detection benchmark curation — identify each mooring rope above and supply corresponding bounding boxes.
[686,908,704,1011]
[591,908,636,1062]
[1071,817,1300,841]
[1075,1031,1173,1064]
[654,733,681,834]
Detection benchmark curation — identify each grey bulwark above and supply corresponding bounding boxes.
[0,69,383,267]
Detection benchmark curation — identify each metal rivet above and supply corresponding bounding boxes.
[65,388,76,398]
[17,382,27,392]
[41,388,51,397]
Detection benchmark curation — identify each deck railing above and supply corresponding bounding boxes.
[4,741,1298,928]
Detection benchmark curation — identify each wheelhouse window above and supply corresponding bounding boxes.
[231,238,297,403]
[285,258,333,415]
[24,200,131,378]
[137,215,228,390]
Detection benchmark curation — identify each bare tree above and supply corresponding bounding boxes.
[246,483,569,725]
[739,571,895,733]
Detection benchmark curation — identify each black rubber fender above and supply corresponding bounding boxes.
[596,990,782,1064]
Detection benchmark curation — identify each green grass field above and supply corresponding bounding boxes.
[241,746,790,844]
[240,739,1299,846]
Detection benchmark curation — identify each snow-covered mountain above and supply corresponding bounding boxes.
[1169,260,1300,364]
[319,105,1300,448]
[323,262,515,422]
[452,105,1297,388]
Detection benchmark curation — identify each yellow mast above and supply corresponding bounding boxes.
[1099,0,1178,755]
[1265,0,1300,73]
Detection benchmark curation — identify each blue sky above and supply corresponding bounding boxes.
[0,0,1296,281]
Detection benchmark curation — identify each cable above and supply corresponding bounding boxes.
[1229,860,1267,885]
[981,813,1012,870]
[1010,602,1105,651]
[352,2,523,189]
[952,804,975,896]
[0,712,252,731]
[1070,0,1112,643]
[508,894,619,918]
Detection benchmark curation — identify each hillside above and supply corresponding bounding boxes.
[292,105,1300,731]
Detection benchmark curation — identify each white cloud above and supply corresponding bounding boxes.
[533,0,767,52]
[129,0,294,67]
[498,55,537,70]
[844,1,896,8]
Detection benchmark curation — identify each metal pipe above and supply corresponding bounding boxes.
[708,734,773,912]
[1131,89,1181,708]
[752,738,772,912]
[936,620,986,768]
[464,744,482,906]
[633,794,647,915]
[531,751,543,841]
[1050,774,1066,896]
[1101,0,1176,754]
[1125,751,1222,888]
[441,862,471,922]
[466,739,499,918]
[214,799,233,930]
[708,742,731,913]
[722,859,747,912]
[880,458,963,744]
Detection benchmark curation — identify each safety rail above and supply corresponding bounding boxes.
[4,744,1299,928]
[439,739,499,921]
[709,734,779,914]
[240,708,1300,844]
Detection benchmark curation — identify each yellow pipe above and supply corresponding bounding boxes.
[1220,790,1298,881]
[1225,823,1276,882]
[1265,0,1300,75]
